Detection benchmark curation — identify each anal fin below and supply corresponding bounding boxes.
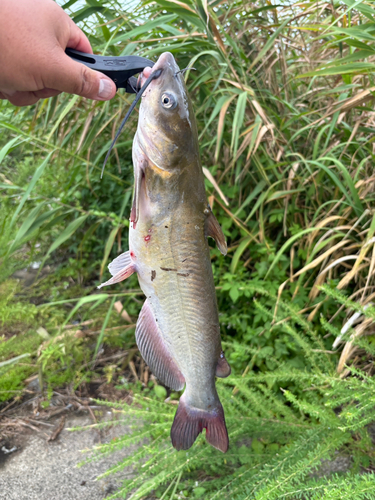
[98,251,135,289]
[205,210,227,256]
[136,300,185,391]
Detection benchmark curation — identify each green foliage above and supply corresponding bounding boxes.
[0,280,38,327]
[79,287,375,500]
[0,281,42,400]
[1,0,374,311]
[2,0,375,498]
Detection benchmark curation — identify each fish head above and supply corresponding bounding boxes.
[136,52,199,170]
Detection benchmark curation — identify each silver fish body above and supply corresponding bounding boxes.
[99,52,230,452]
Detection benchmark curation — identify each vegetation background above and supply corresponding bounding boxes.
[2,0,375,498]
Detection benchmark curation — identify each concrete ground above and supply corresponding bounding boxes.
[0,413,133,500]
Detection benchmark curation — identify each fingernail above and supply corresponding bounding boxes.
[98,79,114,99]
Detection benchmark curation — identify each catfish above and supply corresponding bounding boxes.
[99,52,230,452]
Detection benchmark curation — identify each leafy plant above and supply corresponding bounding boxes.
[2,0,375,497]
[77,286,375,500]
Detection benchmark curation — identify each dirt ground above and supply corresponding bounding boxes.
[0,411,133,500]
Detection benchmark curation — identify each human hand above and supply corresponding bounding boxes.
[0,0,117,106]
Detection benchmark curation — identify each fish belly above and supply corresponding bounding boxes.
[130,217,221,405]
[130,212,229,453]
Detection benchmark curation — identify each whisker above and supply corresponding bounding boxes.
[175,67,196,76]
[100,69,162,179]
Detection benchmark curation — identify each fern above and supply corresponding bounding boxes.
[72,285,375,499]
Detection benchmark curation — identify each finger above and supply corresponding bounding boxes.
[44,51,116,101]
[143,67,153,79]
[67,19,93,54]
[33,88,61,99]
[140,66,153,86]
[3,91,40,107]
[0,89,16,96]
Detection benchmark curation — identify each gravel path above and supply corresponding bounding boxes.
[0,413,132,500]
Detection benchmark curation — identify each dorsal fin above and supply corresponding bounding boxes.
[205,210,227,255]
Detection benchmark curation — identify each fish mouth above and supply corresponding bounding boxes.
[138,52,179,88]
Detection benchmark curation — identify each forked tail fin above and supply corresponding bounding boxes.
[170,394,229,453]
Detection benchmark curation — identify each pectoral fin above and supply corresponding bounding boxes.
[136,300,185,391]
[98,251,135,289]
[205,211,227,256]
[130,158,147,225]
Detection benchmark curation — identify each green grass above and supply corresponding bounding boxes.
[2,0,375,497]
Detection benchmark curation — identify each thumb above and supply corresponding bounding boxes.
[44,50,117,100]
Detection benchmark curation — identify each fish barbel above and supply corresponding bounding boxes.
[99,52,230,452]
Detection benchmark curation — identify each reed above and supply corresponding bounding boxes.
[1,0,375,497]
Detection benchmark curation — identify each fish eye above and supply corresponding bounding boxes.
[161,92,177,109]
